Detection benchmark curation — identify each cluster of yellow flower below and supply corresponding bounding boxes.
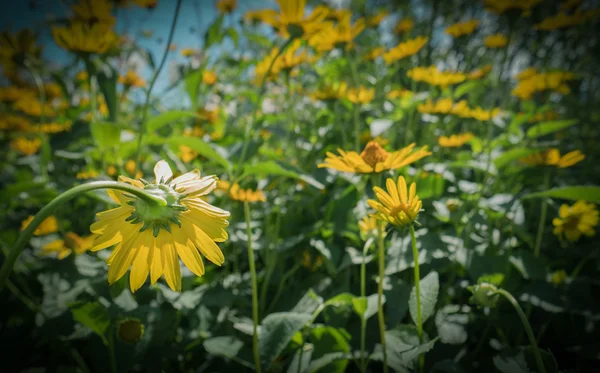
[394,18,414,34]
[417,98,500,121]
[484,34,508,49]
[468,64,493,80]
[438,133,475,148]
[254,40,310,83]
[119,70,146,88]
[382,36,429,64]
[520,148,584,168]
[308,13,365,52]
[10,137,41,155]
[536,8,600,30]
[483,0,543,16]
[513,69,576,100]
[445,20,480,38]
[407,66,466,87]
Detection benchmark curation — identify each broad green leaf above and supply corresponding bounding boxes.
[351,297,367,318]
[493,347,558,373]
[226,27,239,47]
[242,161,324,190]
[96,65,118,122]
[184,69,203,109]
[287,344,313,373]
[90,122,120,148]
[509,251,546,280]
[453,80,480,99]
[147,110,199,133]
[259,312,312,368]
[310,326,351,373]
[526,119,577,138]
[324,293,355,308]
[69,301,110,344]
[376,327,438,370]
[292,289,324,315]
[204,336,244,359]
[204,15,224,49]
[409,271,439,325]
[307,352,351,372]
[352,294,381,320]
[435,304,469,345]
[167,136,230,170]
[523,186,600,203]
[494,147,539,168]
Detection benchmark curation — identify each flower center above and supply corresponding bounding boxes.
[563,214,581,231]
[360,141,389,168]
[390,203,411,218]
[125,182,187,237]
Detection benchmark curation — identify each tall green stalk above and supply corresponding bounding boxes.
[359,238,371,373]
[244,201,261,373]
[0,181,167,291]
[410,224,424,373]
[533,169,551,257]
[376,222,388,373]
[24,61,49,181]
[134,0,182,171]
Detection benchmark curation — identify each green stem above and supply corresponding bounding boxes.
[296,338,305,373]
[24,61,49,181]
[359,238,370,373]
[410,224,424,373]
[494,289,547,373]
[134,0,182,171]
[346,50,362,151]
[244,202,261,373]
[0,181,166,291]
[534,169,551,257]
[107,333,118,373]
[376,221,388,373]
[266,262,301,314]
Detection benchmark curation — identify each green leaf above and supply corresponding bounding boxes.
[435,304,469,345]
[96,65,118,122]
[378,327,439,370]
[292,289,324,315]
[147,110,199,133]
[324,293,355,308]
[90,122,120,149]
[526,119,578,138]
[69,301,110,344]
[242,161,324,190]
[494,147,539,169]
[226,27,239,47]
[453,80,480,99]
[259,312,312,368]
[493,347,558,373]
[309,326,351,373]
[288,344,313,373]
[409,271,439,325]
[184,69,203,109]
[523,186,600,203]
[167,136,230,170]
[204,336,244,359]
[509,251,546,280]
[204,15,224,49]
[352,294,381,320]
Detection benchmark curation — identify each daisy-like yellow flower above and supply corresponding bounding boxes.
[552,201,599,242]
[107,165,118,176]
[382,36,428,65]
[90,160,230,292]
[229,183,267,203]
[484,34,508,48]
[551,269,568,285]
[308,14,365,52]
[386,88,413,100]
[13,97,57,117]
[119,70,146,88]
[468,64,492,80]
[179,145,197,163]
[181,48,196,57]
[394,18,414,34]
[516,67,537,80]
[262,0,329,38]
[300,250,324,271]
[358,215,386,239]
[203,70,217,85]
[535,12,584,30]
[43,232,95,260]
[445,19,480,38]
[438,133,475,148]
[21,215,59,236]
[0,30,43,77]
[52,22,118,54]
[346,86,375,104]
[216,0,236,14]
[364,47,384,61]
[0,86,35,102]
[318,141,431,174]
[483,0,543,16]
[366,10,388,27]
[520,148,584,168]
[311,81,348,101]
[512,71,575,100]
[76,170,100,179]
[368,176,422,227]
[407,66,466,88]
[0,115,30,131]
[254,39,309,83]
[10,137,41,155]
[72,0,116,27]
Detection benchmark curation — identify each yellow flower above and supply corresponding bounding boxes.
[254,39,308,83]
[216,0,236,14]
[76,70,88,81]
[261,0,329,38]
[0,30,42,79]
[368,176,422,227]
[229,183,267,203]
[382,36,428,64]
[107,165,118,176]
[438,133,475,148]
[0,115,30,131]
[552,201,599,242]
[76,170,100,179]
[484,34,508,48]
[13,97,57,117]
[203,70,217,85]
[21,215,59,236]
[10,137,41,155]
[90,160,230,292]
[445,19,480,38]
[244,9,276,24]
[197,107,220,124]
[119,70,146,88]
[311,81,348,101]
[483,0,543,16]
[52,22,118,54]
[364,47,384,61]
[551,269,568,285]
[346,86,375,104]
[516,67,537,80]
[300,250,324,271]
[43,233,95,260]
[367,10,388,27]
[318,141,431,174]
[468,64,492,80]
[358,215,386,239]
[215,179,231,194]
[72,0,116,27]
[0,86,35,102]
[418,98,455,115]
[308,14,365,52]
[468,106,500,121]
[179,145,197,163]
[512,71,575,100]
[527,110,559,123]
[408,66,466,88]
[386,88,413,100]
[520,148,585,168]
[394,18,414,34]
[181,48,196,57]
[43,83,62,99]
[535,12,584,30]
[133,0,158,9]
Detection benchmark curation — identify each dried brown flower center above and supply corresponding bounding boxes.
[360,141,389,167]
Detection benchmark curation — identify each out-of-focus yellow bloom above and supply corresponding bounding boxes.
[520,148,584,168]
[367,10,388,27]
[244,9,276,24]
[43,232,95,259]
[76,170,100,179]
[484,34,508,48]
[10,137,41,155]
[181,48,196,57]
[512,71,575,100]
[408,66,466,87]
[107,165,118,176]
[394,18,414,34]
[382,36,428,64]
[469,106,500,121]
[364,47,384,61]
[76,70,88,81]
[516,67,537,80]
[43,83,62,99]
[346,86,375,104]
[311,81,348,101]
[417,98,498,120]
[358,215,386,239]
[445,198,460,212]
[301,250,324,271]
[0,30,42,81]
[418,98,455,114]
[119,70,146,88]
[21,215,59,236]
[72,0,116,27]
[553,201,598,242]
[445,19,480,38]
[215,179,231,194]
[483,0,543,16]
[52,22,118,54]
[229,183,266,203]
[197,107,220,124]
[308,14,365,52]
[468,64,492,80]
[13,97,57,117]
[551,269,568,285]
[527,110,559,123]
[203,70,217,85]
[125,159,143,178]
[0,115,30,131]
[216,0,236,14]
[387,88,413,100]
[368,176,422,227]
[438,133,475,147]
[0,86,35,102]
[261,0,329,38]
[179,145,197,163]
[254,40,309,83]
[319,141,430,174]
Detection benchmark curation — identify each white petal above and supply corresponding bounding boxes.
[172,169,201,185]
[154,160,173,183]
[178,175,218,196]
